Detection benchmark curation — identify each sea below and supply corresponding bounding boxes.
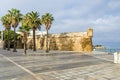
[95,48,120,53]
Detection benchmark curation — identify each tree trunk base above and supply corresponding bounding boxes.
[7,48,10,51]
[13,49,17,52]
[45,50,49,53]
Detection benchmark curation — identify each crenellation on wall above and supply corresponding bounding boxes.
[51,32,88,38]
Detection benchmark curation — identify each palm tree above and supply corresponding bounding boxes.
[18,14,31,54]
[8,8,22,52]
[26,11,41,51]
[18,26,30,55]
[41,13,54,52]
[1,14,11,50]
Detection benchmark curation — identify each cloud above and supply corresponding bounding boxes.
[92,16,120,32]
[51,13,120,34]
[108,0,120,9]
[0,0,120,48]
[91,15,120,47]
[53,0,103,19]
[51,14,120,47]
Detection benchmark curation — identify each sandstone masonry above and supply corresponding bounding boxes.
[27,28,93,52]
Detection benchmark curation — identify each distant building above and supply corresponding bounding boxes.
[17,30,47,38]
[29,30,46,36]
[94,45,106,49]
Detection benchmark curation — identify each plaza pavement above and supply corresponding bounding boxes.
[0,49,120,80]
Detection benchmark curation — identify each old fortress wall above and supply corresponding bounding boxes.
[27,28,93,52]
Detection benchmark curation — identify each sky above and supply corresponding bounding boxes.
[0,0,120,48]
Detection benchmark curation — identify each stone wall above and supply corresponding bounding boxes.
[28,28,93,52]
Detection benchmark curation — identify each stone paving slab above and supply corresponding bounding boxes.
[0,49,119,80]
[0,54,40,80]
[38,63,120,80]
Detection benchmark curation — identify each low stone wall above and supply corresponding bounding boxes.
[32,28,93,52]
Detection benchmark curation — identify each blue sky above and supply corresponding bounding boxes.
[0,0,120,48]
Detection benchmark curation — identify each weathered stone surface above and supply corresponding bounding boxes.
[27,28,93,52]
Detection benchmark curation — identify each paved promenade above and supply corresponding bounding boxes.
[0,49,120,80]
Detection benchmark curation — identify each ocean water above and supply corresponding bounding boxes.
[95,48,120,53]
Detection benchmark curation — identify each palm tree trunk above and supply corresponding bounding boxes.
[13,27,17,52]
[3,31,6,50]
[24,41,27,55]
[24,32,27,55]
[7,29,10,51]
[46,30,49,53]
[33,29,36,51]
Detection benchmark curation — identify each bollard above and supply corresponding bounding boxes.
[114,52,118,63]
[117,52,120,63]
